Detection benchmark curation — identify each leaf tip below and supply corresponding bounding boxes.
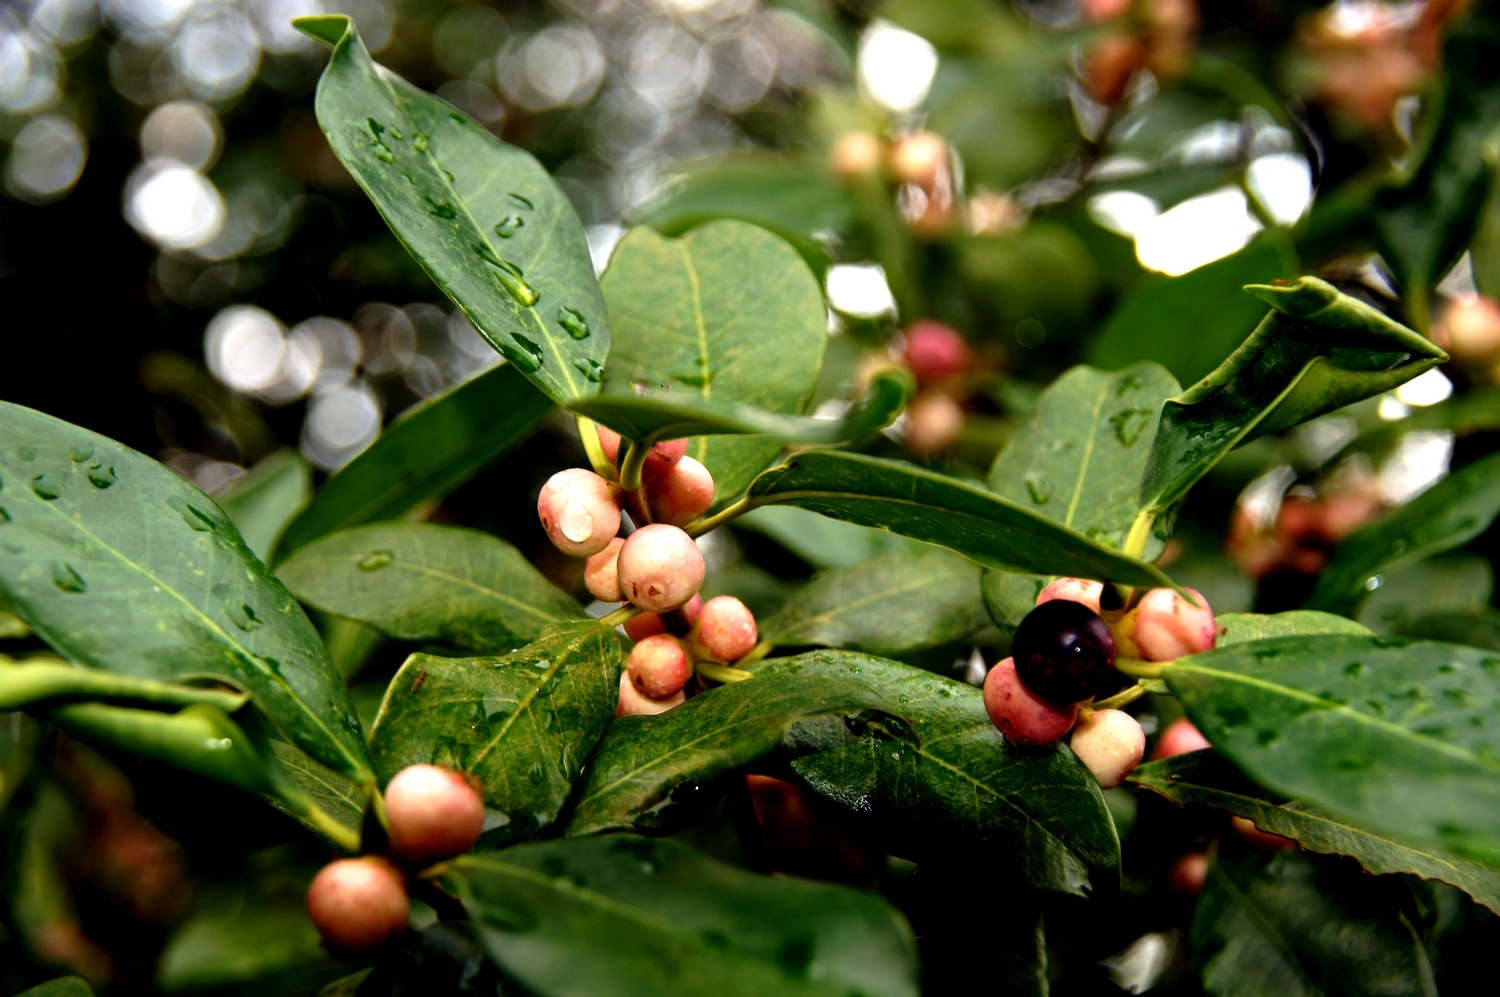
[293,13,352,47]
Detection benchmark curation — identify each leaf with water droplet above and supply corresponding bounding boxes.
[557,307,589,340]
[1024,473,1048,505]
[412,132,429,152]
[52,563,86,593]
[87,465,116,489]
[358,549,394,570]
[30,475,60,501]
[224,601,263,631]
[572,358,604,383]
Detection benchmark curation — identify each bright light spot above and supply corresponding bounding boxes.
[1378,430,1453,505]
[302,382,383,471]
[587,224,627,276]
[1294,416,1358,465]
[1239,465,1296,531]
[0,27,60,112]
[1396,368,1454,407]
[1087,190,1160,238]
[1133,188,1262,276]
[289,317,363,393]
[857,20,938,114]
[29,0,101,47]
[204,306,287,394]
[1166,120,1243,165]
[140,101,221,169]
[1101,932,1174,996]
[174,8,260,99]
[626,22,709,111]
[498,24,606,111]
[1378,394,1411,421]
[248,0,324,54]
[1247,153,1314,226]
[5,115,86,203]
[125,161,225,250]
[102,0,198,43]
[826,263,897,318]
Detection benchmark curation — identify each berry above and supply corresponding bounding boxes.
[983,657,1079,746]
[689,595,758,662]
[889,131,949,188]
[628,634,693,699]
[623,594,702,641]
[595,426,687,483]
[1154,717,1211,759]
[1010,600,1117,703]
[616,672,684,717]
[1169,853,1209,895]
[537,468,620,557]
[584,537,625,603]
[1069,709,1145,789]
[829,131,884,183]
[1036,577,1104,616]
[383,764,486,864]
[646,455,715,527]
[616,524,705,612]
[900,320,972,385]
[306,857,409,954]
[903,392,965,455]
[1435,295,1500,364]
[1119,587,1216,662]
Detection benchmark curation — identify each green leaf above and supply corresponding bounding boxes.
[1355,554,1494,636]
[367,621,620,846]
[1307,451,1500,615]
[1165,635,1500,867]
[980,568,1046,637]
[277,361,552,558]
[278,522,584,653]
[1091,237,1299,386]
[1191,852,1438,997]
[732,505,923,570]
[0,655,249,713]
[213,450,310,564]
[1140,277,1446,517]
[774,652,1119,895]
[447,835,919,997]
[565,669,899,836]
[15,979,95,997]
[599,221,829,502]
[0,402,371,784]
[1216,611,1375,645]
[299,16,608,404]
[1132,751,1500,913]
[745,450,1175,586]
[569,366,913,454]
[759,548,989,657]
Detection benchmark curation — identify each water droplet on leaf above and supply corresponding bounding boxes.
[412,133,429,152]
[1024,473,1048,505]
[359,549,394,570]
[573,358,604,382]
[88,466,116,489]
[558,307,589,340]
[507,192,534,209]
[31,475,60,500]
[225,601,262,631]
[494,215,524,238]
[506,333,544,372]
[1108,407,1153,446]
[181,504,216,531]
[52,563,85,593]
[424,196,456,220]
[70,446,94,462]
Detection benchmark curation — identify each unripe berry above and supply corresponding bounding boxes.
[1069,709,1146,788]
[537,468,621,557]
[689,595,758,662]
[830,131,885,184]
[623,594,702,641]
[983,657,1079,747]
[1120,587,1216,662]
[616,524,705,612]
[1169,852,1209,896]
[306,857,409,954]
[1154,717,1211,759]
[584,537,625,603]
[646,455,715,528]
[383,764,486,864]
[900,320,972,385]
[1036,577,1104,616]
[616,671,684,717]
[904,391,965,455]
[889,131,949,188]
[628,634,693,699]
[1434,295,1500,364]
[1011,600,1117,703]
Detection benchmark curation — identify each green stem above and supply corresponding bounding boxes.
[687,496,754,537]
[619,440,647,493]
[599,604,643,629]
[1,656,249,713]
[1408,282,1433,336]
[1241,175,1279,231]
[696,662,753,684]
[1114,657,1169,679]
[1091,683,1152,711]
[292,799,362,854]
[1123,511,1156,560]
[576,416,615,480]
[734,639,773,667]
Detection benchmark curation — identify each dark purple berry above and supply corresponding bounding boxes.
[1011,599,1117,703]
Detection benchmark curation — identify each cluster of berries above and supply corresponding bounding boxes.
[891,319,976,456]
[306,765,486,954]
[538,425,760,715]
[983,578,1217,789]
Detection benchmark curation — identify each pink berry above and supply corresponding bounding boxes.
[889,131,949,188]
[646,455,715,527]
[623,594,702,641]
[383,764,486,864]
[982,657,1079,747]
[904,392,965,455]
[584,537,625,603]
[616,524,705,612]
[537,468,620,557]
[596,424,623,464]
[689,595,758,662]
[306,857,409,954]
[1069,709,1146,788]
[1036,577,1104,616]
[641,439,689,483]
[615,671,684,717]
[1126,587,1217,662]
[628,634,693,699]
[1435,295,1500,364]
[1154,718,1212,759]
[901,320,972,385]
[1169,853,1209,895]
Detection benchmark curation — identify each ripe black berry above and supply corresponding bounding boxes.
[1011,599,1117,703]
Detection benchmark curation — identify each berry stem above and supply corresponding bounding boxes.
[1123,510,1156,560]
[619,440,648,493]
[1091,682,1151,711]
[696,661,754,684]
[734,638,773,666]
[1114,657,1169,679]
[599,604,643,628]
[687,496,753,537]
[575,416,616,480]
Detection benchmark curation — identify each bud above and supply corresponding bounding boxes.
[1154,717,1212,759]
[829,131,885,184]
[1435,295,1500,364]
[1035,577,1105,616]
[889,131,949,188]
[1118,587,1216,662]
[899,320,972,385]
[904,392,965,455]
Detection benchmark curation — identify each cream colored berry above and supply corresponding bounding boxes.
[1069,709,1146,788]
[616,524,705,612]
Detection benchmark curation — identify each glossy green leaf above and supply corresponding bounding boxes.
[298,15,608,404]
[15,979,95,997]
[745,450,1175,586]
[1166,635,1500,867]
[1307,451,1500,615]
[0,402,371,783]
[278,522,584,653]
[157,877,328,994]
[1140,277,1446,517]
[266,739,365,847]
[565,670,899,836]
[774,652,1118,895]
[732,505,923,570]
[759,548,989,656]
[979,568,1046,637]
[213,450,310,564]
[1132,751,1500,913]
[1216,611,1374,645]
[0,654,249,713]
[447,835,919,997]
[1091,237,1298,386]
[1192,852,1438,997]
[367,620,620,847]
[278,362,552,558]
[1356,554,1493,636]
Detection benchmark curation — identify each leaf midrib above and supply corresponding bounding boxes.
[768,560,972,642]
[470,624,604,769]
[309,555,572,625]
[1063,381,1110,529]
